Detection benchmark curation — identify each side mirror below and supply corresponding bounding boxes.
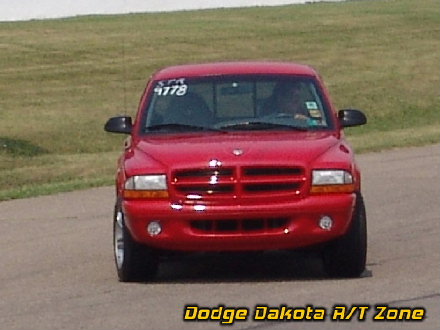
[338,109,367,127]
[104,116,133,134]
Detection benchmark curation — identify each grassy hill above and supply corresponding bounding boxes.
[0,0,439,200]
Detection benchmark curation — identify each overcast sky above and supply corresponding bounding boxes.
[0,0,344,22]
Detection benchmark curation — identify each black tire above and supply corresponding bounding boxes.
[113,203,158,282]
[322,193,367,278]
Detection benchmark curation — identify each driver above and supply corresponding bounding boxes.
[262,82,309,120]
[272,82,310,119]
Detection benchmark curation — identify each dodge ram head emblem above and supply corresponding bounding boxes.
[232,148,244,156]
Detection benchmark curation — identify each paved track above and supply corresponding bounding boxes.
[0,144,439,330]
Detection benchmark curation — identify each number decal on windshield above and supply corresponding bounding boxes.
[154,78,188,96]
[154,85,188,96]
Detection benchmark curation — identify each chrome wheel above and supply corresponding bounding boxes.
[113,202,159,282]
[114,210,124,270]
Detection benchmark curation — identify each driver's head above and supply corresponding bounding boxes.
[273,82,302,113]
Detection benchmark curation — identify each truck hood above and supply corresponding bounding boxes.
[131,131,342,171]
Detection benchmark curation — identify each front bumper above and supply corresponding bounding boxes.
[122,194,356,251]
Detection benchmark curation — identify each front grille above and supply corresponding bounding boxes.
[171,166,305,199]
[244,182,301,192]
[241,166,304,194]
[176,168,234,177]
[177,185,234,194]
[243,167,302,176]
[173,168,235,196]
[190,218,289,234]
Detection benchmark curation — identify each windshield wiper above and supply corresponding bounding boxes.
[218,121,308,131]
[145,123,226,133]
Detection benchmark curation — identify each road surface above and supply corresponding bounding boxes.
[0,144,439,330]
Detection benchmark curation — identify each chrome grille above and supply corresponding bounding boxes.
[172,168,235,195]
[240,166,305,195]
[243,167,302,176]
[171,166,305,198]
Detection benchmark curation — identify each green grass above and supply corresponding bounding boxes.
[0,0,439,200]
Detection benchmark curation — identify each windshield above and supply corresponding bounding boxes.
[142,75,334,133]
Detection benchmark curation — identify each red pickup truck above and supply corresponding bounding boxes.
[105,61,367,282]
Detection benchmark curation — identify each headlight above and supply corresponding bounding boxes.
[124,175,168,199]
[125,175,167,190]
[311,170,354,193]
[312,170,352,185]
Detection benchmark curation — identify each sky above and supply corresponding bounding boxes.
[0,0,344,22]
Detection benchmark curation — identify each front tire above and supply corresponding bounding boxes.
[113,204,158,282]
[322,193,367,278]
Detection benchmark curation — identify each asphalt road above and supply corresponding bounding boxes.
[0,144,439,330]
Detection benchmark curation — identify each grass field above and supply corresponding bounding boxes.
[0,0,439,200]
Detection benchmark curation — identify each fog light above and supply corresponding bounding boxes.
[319,216,333,231]
[147,221,162,236]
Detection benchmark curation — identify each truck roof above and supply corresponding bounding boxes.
[152,61,318,80]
